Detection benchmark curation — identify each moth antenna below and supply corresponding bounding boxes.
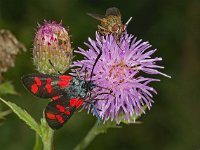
[90,46,102,80]
[93,92,115,99]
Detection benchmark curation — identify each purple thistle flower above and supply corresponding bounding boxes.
[71,32,170,123]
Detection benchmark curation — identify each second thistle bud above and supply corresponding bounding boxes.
[33,21,73,74]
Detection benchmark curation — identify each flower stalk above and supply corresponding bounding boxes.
[42,125,54,150]
[74,121,118,150]
[73,122,99,150]
[33,134,42,150]
[38,117,54,150]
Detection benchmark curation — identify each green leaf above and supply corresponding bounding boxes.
[0,81,17,95]
[0,97,42,137]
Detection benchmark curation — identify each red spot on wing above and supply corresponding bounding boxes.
[31,84,38,94]
[65,110,71,115]
[46,113,56,120]
[56,105,71,116]
[58,75,72,88]
[34,77,42,86]
[56,115,64,123]
[52,96,60,101]
[56,105,65,112]
[70,98,79,107]
[59,75,73,81]
[45,78,52,93]
[45,84,52,93]
[58,80,70,88]
[47,78,52,83]
[76,99,84,108]
[69,98,84,108]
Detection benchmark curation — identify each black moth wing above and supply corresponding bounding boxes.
[45,95,76,129]
[105,7,121,17]
[21,73,72,99]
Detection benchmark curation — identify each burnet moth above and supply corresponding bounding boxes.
[22,48,106,130]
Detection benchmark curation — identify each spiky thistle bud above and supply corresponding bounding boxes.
[33,21,73,74]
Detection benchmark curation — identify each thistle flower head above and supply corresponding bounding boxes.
[33,21,72,74]
[72,32,170,123]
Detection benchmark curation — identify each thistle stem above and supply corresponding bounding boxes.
[73,122,98,150]
[73,121,116,150]
[42,125,54,150]
[33,134,42,150]
[39,117,54,150]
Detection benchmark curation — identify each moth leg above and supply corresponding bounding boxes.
[83,100,102,111]
[93,91,115,99]
[92,98,109,101]
[91,100,101,125]
[87,93,101,125]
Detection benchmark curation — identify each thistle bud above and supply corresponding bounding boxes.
[33,21,73,74]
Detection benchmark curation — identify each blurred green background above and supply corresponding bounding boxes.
[0,0,200,149]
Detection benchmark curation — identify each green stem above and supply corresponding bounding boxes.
[40,117,54,150]
[42,125,54,150]
[73,121,117,150]
[33,134,42,150]
[73,122,98,150]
